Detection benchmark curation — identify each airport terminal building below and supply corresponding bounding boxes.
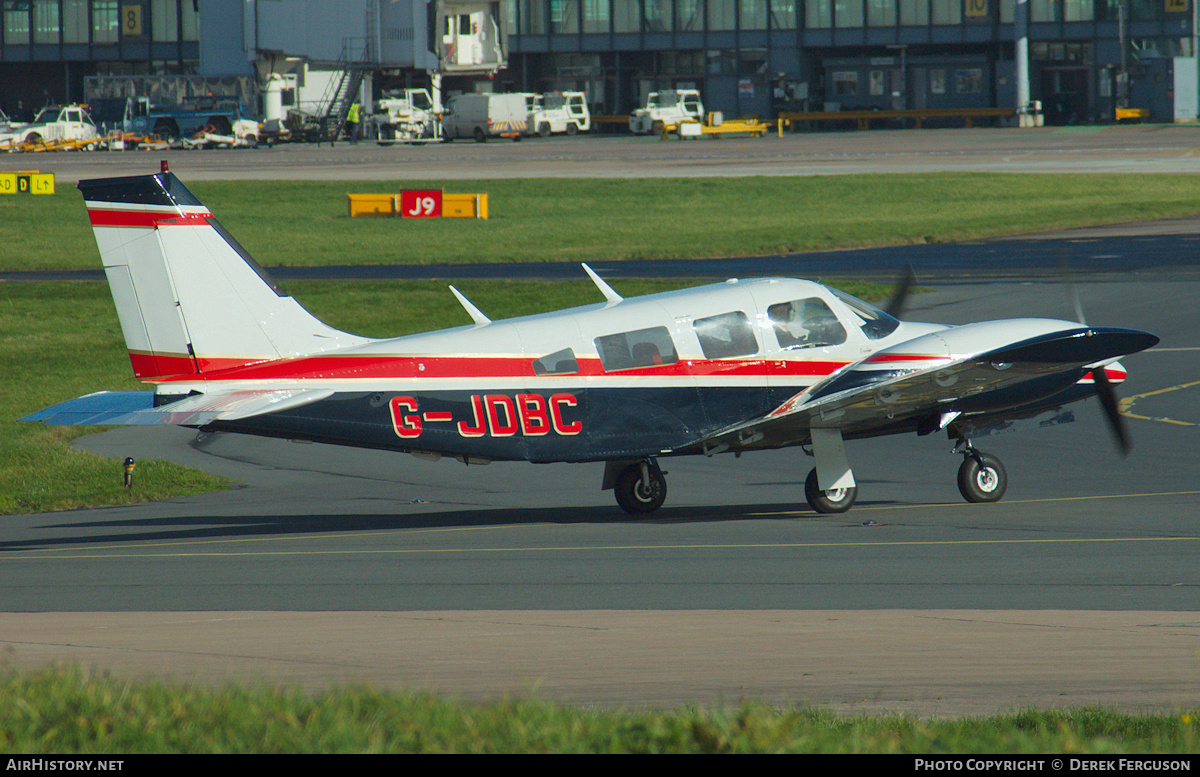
[1,0,1195,125]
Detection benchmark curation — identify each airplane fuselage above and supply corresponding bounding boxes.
[144,277,1105,466]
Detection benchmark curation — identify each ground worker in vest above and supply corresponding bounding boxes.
[346,102,360,144]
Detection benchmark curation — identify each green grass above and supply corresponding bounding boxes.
[1,666,1196,753]
[5,174,1200,271]
[0,282,231,514]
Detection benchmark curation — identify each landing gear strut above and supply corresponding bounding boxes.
[612,459,668,514]
[804,467,858,514]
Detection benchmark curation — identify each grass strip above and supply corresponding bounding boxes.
[1,666,1197,753]
[4,173,1200,271]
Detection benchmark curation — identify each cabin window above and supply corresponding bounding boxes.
[595,326,679,371]
[767,298,848,349]
[693,311,759,359]
[532,348,580,375]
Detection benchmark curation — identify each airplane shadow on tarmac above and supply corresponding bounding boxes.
[1,496,922,553]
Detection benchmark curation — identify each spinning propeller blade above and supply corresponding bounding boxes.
[884,265,916,320]
[1092,365,1133,457]
[1063,263,1134,456]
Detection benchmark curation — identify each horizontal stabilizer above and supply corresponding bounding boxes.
[22,389,333,427]
[21,391,156,426]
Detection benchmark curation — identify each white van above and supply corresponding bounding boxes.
[442,93,528,142]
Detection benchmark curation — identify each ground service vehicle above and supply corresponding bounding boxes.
[25,169,1160,516]
[629,90,704,134]
[374,89,441,143]
[442,93,528,142]
[0,105,100,148]
[88,95,248,140]
[529,92,590,136]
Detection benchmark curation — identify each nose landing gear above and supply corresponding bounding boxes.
[956,444,1008,504]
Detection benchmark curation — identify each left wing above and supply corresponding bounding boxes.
[22,388,334,427]
[690,319,1159,451]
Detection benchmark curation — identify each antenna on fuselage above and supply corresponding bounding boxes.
[582,263,622,304]
[449,286,491,326]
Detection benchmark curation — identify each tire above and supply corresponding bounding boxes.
[473,126,487,143]
[804,468,858,514]
[538,122,551,137]
[208,116,233,136]
[957,453,1007,503]
[566,123,579,136]
[153,120,179,140]
[614,463,667,515]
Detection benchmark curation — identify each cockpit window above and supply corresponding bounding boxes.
[829,288,901,340]
[693,311,758,359]
[767,298,848,349]
[595,326,679,371]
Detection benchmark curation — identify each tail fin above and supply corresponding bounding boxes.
[78,171,368,379]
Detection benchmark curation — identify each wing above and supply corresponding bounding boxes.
[689,319,1159,452]
[22,388,334,427]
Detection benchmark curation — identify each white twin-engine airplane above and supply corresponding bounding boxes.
[25,169,1159,514]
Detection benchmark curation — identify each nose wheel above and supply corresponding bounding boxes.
[957,449,1008,503]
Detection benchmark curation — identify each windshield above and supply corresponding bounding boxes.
[829,288,901,340]
[33,107,59,123]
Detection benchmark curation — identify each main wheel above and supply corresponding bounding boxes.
[957,453,1007,503]
[614,463,668,514]
[804,468,858,514]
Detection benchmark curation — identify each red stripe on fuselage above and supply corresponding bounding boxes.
[149,353,850,384]
[862,353,949,364]
[129,351,277,380]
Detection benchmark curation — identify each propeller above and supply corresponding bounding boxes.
[1063,261,1134,457]
[883,264,916,320]
[1091,363,1133,457]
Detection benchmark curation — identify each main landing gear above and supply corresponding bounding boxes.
[610,459,668,514]
[804,468,858,514]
